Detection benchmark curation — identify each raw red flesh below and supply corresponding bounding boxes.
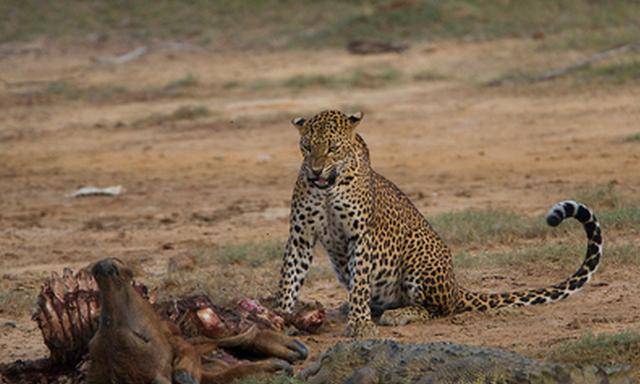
[32,267,325,367]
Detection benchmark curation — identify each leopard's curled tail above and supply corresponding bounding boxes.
[456,200,602,313]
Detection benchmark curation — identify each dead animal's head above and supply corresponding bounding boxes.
[91,258,134,292]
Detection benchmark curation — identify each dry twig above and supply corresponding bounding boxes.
[489,42,640,86]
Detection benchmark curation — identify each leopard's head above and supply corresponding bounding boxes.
[292,110,365,190]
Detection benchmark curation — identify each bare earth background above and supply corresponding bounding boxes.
[1,1,640,380]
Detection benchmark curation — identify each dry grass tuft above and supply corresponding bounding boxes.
[550,331,640,370]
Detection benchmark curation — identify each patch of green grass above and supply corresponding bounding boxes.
[426,183,640,247]
[569,183,640,229]
[579,60,640,85]
[574,182,623,210]
[171,105,209,120]
[164,74,198,90]
[11,79,201,105]
[346,67,402,88]
[283,67,402,90]
[215,241,283,268]
[455,240,640,271]
[484,70,532,87]
[428,209,548,245]
[283,74,340,89]
[30,80,129,103]
[550,331,640,368]
[298,1,640,49]
[607,243,640,267]
[600,206,640,230]
[540,25,640,52]
[158,239,285,302]
[44,80,78,98]
[160,266,275,303]
[488,56,640,87]
[222,81,241,90]
[625,132,640,142]
[413,70,448,82]
[133,105,210,127]
[241,67,402,92]
[0,287,37,316]
[454,242,578,270]
[248,79,272,91]
[6,1,638,50]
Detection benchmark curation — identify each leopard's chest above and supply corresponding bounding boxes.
[316,200,361,284]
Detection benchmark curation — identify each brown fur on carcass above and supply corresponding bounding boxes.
[87,257,298,384]
[3,259,319,383]
[87,257,199,383]
[30,264,322,371]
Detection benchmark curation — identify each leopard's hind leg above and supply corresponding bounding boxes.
[379,238,459,326]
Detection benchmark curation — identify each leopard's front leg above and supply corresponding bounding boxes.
[344,232,378,338]
[276,199,317,314]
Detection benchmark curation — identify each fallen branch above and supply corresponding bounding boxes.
[97,46,149,65]
[533,42,640,82]
[96,41,205,66]
[489,41,640,86]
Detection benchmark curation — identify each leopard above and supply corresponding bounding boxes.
[276,109,603,337]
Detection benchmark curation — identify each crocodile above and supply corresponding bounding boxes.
[298,339,634,384]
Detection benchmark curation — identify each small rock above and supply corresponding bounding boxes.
[3,321,16,329]
[70,185,123,198]
[532,31,545,40]
[257,153,272,163]
[159,216,176,225]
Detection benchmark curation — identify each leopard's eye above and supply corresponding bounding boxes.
[328,145,339,154]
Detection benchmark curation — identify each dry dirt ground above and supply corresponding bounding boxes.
[1,38,639,378]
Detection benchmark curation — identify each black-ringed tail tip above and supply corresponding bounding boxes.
[458,200,603,313]
[546,199,603,280]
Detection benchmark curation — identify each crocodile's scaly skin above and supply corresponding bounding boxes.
[299,339,633,384]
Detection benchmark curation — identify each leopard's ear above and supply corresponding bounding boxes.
[347,111,363,130]
[291,117,306,134]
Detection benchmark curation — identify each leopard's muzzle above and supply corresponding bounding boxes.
[307,168,337,189]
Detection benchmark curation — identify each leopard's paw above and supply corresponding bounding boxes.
[344,319,379,338]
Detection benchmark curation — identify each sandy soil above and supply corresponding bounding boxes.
[1,38,639,376]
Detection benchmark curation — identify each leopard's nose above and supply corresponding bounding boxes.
[308,168,323,179]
